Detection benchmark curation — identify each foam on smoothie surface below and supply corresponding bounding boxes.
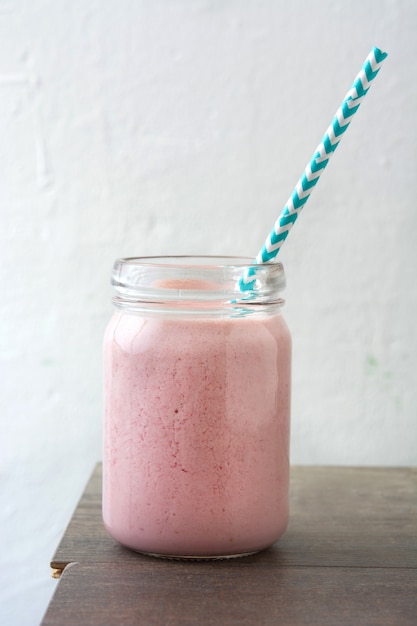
[155,279,219,290]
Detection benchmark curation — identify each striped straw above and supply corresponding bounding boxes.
[241,46,388,290]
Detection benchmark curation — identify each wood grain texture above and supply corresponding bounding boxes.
[42,465,417,625]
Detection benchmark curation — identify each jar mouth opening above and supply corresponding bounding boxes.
[111,255,286,307]
[118,255,272,269]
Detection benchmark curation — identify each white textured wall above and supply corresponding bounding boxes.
[1,1,416,624]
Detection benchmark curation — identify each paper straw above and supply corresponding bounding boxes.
[241,46,388,290]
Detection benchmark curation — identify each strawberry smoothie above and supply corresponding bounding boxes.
[103,309,291,558]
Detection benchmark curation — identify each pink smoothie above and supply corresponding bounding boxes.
[103,310,291,557]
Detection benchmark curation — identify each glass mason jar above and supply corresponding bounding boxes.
[103,256,291,559]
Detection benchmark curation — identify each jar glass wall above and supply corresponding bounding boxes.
[103,256,291,559]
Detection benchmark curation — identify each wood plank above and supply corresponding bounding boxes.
[41,560,417,626]
[51,464,417,573]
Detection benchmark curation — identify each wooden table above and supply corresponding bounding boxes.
[41,465,417,625]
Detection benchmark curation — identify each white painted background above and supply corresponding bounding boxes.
[1,1,416,624]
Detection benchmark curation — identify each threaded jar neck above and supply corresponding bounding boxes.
[111,256,286,315]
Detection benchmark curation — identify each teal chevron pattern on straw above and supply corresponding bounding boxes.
[240,46,388,291]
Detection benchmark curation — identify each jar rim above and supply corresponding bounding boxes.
[111,255,286,308]
[116,255,280,269]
